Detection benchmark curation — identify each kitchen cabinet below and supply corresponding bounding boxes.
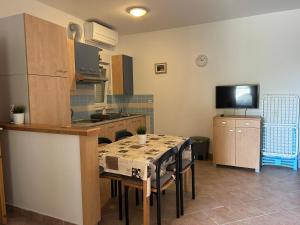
[97,116,146,142]
[0,14,71,126]
[104,120,126,141]
[0,129,7,224]
[28,75,71,126]
[112,55,133,95]
[126,117,145,134]
[24,14,68,77]
[213,116,261,172]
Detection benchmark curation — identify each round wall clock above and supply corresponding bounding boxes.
[195,54,208,67]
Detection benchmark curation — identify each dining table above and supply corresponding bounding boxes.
[98,134,190,225]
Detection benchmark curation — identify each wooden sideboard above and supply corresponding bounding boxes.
[213,116,261,172]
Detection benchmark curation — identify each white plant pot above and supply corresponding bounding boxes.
[138,134,147,145]
[13,113,25,125]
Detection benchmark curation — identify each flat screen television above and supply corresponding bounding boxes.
[216,85,259,109]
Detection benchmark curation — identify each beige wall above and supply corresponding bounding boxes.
[117,9,300,144]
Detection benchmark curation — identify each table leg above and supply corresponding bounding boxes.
[143,180,150,225]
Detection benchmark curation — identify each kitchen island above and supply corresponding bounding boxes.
[0,114,148,225]
[0,123,100,225]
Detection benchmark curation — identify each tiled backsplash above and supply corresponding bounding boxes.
[70,83,154,132]
[71,83,96,120]
[107,95,154,132]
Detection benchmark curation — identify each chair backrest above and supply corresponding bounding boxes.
[178,138,192,169]
[155,147,177,189]
[98,137,112,145]
[115,129,133,141]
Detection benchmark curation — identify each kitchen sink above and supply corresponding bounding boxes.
[72,113,135,127]
[90,113,131,121]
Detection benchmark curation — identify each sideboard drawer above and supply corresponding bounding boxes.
[236,119,260,128]
[214,118,235,127]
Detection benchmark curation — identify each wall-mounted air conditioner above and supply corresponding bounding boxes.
[84,22,118,46]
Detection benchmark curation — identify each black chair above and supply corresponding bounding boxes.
[98,137,123,220]
[115,129,133,141]
[167,139,194,215]
[98,137,112,145]
[124,147,180,225]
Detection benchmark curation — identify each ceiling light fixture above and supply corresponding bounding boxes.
[128,7,148,17]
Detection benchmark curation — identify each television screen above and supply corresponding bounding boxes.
[216,85,259,108]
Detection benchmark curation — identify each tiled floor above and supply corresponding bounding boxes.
[7,161,300,225]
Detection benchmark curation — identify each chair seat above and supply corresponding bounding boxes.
[166,159,192,171]
[151,171,174,188]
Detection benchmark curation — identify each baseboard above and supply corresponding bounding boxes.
[7,205,76,225]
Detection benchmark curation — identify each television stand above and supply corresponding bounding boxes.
[213,115,261,172]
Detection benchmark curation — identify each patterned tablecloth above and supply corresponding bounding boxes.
[98,134,190,181]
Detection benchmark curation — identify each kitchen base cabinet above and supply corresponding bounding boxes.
[213,116,261,172]
[126,117,145,134]
[97,116,146,142]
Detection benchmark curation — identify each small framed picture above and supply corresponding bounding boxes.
[155,63,167,74]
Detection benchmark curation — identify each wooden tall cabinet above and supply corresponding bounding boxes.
[24,14,68,77]
[0,129,6,224]
[111,55,133,95]
[213,116,261,172]
[0,14,71,126]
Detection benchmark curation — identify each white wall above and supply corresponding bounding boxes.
[2,131,83,224]
[117,9,300,144]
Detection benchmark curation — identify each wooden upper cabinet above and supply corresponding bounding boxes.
[24,14,68,77]
[112,55,133,95]
[28,75,71,126]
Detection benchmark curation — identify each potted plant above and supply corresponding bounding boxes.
[12,105,25,124]
[136,126,147,144]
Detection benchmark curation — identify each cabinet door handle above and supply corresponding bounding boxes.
[222,121,227,125]
[56,70,68,73]
[229,129,234,132]
[245,123,250,126]
[237,130,242,133]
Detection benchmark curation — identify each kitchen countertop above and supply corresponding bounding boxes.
[0,114,145,136]
[0,122,101,136]
[72,114,144,127]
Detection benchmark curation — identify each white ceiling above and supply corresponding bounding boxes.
[37,0,300,35]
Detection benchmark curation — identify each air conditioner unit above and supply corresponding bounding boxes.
[84,22,118,46]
